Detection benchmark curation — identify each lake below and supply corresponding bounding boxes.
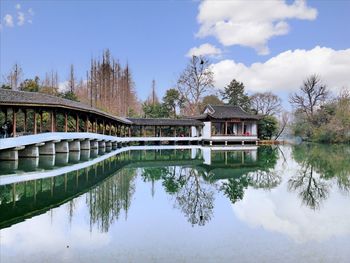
[0,144,349,263]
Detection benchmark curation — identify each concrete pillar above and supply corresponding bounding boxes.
[69,140,81,152]
[242,141,245,145]
[18,145,39,158]
[225,141,228,146]
[69,152,80,163]
[39,155,55,169]
[0,148,19,161]
[80,139,90,150]
[55,141,69,153]
[210,141,213,146]
[80,150,90,161]
[106,141,112,148]
[0,160,18,172]
[19,158,39,171]
[90,149,98,158]
[39,142,56,155]
[55,153,69,166]
[112,141,118,150]
[98,141,106,150]
[90,140,98,149]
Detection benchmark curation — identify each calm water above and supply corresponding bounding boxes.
[0,144,349,263]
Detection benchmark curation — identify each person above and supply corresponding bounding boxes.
[1,121,8,138]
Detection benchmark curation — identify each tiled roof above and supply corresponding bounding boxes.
[127,118,204,126]
[195,104,260,120]
[0,89,132,124]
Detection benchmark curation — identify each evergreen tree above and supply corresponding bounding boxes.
[220,79,251,111]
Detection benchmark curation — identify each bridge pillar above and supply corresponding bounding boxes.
[0,148,20,161]
[18,145,40,158]
[80,139,90,150]
[55,153,69,165]
[39,155,55,169]
[55,141,69,153]
[112,141,118,150]
[105,141,112,152]
[39,142,56,155]
[69,140,81,152]
[90,148,98,158]
[242,141,245,145]
[90,140,98,149]
[80,150,90,161]
[69,152,80,163]
[98,141,106,150]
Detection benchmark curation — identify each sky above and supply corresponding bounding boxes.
[1,0,350,108]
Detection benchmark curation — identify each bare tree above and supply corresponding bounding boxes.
[5,63,23,90]
[67,64,76,93]
[289,75,329,120]
[275,111,290,140]
[250,92,282,116]
[177,56,214,115]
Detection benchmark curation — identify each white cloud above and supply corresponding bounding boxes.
[16,4,21,10]
[17,12,25,26]
[28,8,34,16]
[197,0,317,55]
[211,46,350,93]
[4,14,14,27]
[186,43,222,58]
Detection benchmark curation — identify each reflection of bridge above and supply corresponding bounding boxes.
[0,90,257,161]
[0,146,266,229]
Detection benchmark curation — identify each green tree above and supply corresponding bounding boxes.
[258,115,279,139]
[59,91,79,101]
[200,95,223,111]
[142,103,169,118]
[220,79,251,111]
[162,88,184,117]
[19,77,40,92]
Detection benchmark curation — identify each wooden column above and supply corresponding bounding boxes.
[128,126,131,137]
[174,127,177,137]
[154,126,157,137]
[40,111,43,133]
[109,123,112,135]
[64,113,68,132]
[33,111,37,134]
[50,111,55,132]
[242,121,245,135]
[4,109,8,122]
[76,114,79,132]
[102,120,105,135]
[12,108,17,137]
[23,109,27,133]
[85,116,89,132]
[225,121,228,135]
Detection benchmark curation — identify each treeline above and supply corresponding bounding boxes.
[1,49,141,117]
[290,75,350,143]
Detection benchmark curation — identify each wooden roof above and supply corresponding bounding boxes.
[0,89,132,124]
[127,117,204,126]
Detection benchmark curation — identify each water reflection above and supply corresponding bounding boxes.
[1,144,350,233]
[289,144,350,209]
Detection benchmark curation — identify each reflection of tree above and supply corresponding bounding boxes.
[248,170,281,189]
[288,163,329,210]
[292,144,350,194]
[174,168,214,226]
[220,176,250,204]
[87,168,136,232]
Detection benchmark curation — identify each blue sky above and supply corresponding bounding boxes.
[1,0,349,105]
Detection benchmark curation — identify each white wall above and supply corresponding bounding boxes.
[203,122,211,139]
[252,122,257,135]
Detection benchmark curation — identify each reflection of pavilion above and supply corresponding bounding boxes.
[0,146,278,229]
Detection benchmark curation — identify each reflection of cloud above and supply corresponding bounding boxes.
[232,183,350,243]
[1,198,110,260]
